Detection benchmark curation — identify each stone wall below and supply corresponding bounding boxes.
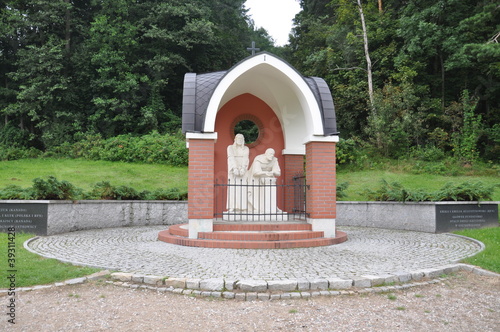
[336,201,499,233]
[46,200,187,235]
[1,200,497,236]
[336,201,437,232]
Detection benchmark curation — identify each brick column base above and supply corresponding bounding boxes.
[187,135,216,238]
[305,141,337,237]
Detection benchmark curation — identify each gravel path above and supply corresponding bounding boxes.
[2,271,499,331]
[3,225,499,330]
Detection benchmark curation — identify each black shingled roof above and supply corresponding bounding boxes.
[182,52,338,136]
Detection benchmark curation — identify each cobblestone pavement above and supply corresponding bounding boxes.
[26,226,483,281]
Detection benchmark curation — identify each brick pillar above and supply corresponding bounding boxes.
[283,154,304,213]
[305,141,336,237]
[186,134,217,238]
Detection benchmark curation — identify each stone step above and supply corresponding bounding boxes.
[198,230,325,241]
[213,223,313,232]
[158,224,348,249]
[167,223,314,238]
[158,229,347,249]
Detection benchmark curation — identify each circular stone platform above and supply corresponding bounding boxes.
[26,226,483,281]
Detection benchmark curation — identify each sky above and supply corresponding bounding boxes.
[245,0,302,46]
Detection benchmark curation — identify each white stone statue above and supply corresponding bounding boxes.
[246,148,281,214]
[226,134,249,212]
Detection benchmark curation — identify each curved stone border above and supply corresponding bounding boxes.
[0,271,110,294]
[106,263,500,299]
[2,265,498,301]
[23,236,106,270]
[446,233,486,254]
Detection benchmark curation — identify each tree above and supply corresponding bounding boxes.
[290,0,395,136]
[447,90,482,165]
[290,0,499,162]
[1,0,266,149]
[85,0,149,136]
[356,0,374,109]
[1,0,82,148]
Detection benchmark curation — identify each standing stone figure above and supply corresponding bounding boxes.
[247,148,281,214]
[227,134,249,212]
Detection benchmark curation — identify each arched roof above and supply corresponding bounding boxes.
[182,52,338,152]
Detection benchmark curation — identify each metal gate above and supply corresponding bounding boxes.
[214,173,308,221]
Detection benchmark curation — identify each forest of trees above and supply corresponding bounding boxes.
[0,0,276,150]
[1,0,499,164]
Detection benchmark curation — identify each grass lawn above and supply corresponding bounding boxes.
[0,158,188,192]
[0,232,101,288]
[337,169,500,201]
[454,227,500,273]
[1,158,498,201]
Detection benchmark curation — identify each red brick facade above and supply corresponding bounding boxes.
[283,154,305,213]
[187,139,215,219]
[188,141,337,220]
[305,141,337,219]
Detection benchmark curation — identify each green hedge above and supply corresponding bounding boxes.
[46,131,188,166]
[0,147,42,161]
[363,180,497,202]
[0,176,187,201]
[2,131,189,165]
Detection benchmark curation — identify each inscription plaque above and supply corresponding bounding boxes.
[0,203,48,235]
[436,204,499,233]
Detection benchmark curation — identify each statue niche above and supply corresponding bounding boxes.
[225,135,287,221]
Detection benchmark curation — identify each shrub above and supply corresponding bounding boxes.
[32,176,82,200]
[113,185,143,200]
[363,179,497,202]
[144,188,188,200]
[0,146,42,161]
[336,138,371,169]
[86,182,187,200]
[0,123,33,148]
[483,123,500,162]
[412,161,448,176]
[86,181,117,200]
[71,134,105,160]
[448,90,482,165]
[410,145,446,162]
[0,177,188,201]
[0,185,34,200]
[48,132,189,166]
[433,181,496,201]
[363,180,431,202]
[86,182,143,200]
[336,138,358,164]
[365,82,427,159]
[337,182,349,199]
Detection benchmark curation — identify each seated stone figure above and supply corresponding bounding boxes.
[246,148,281,214]
[247,148,281,183]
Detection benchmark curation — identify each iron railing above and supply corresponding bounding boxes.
[214,174,308,221]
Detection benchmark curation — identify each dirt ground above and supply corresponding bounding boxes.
[1,271,499,332]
